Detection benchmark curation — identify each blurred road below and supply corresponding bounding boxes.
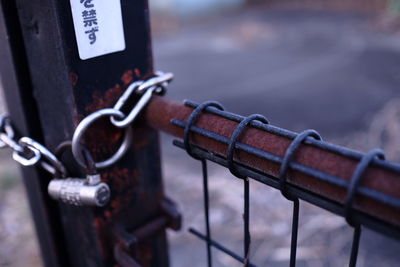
[154,9,400,138]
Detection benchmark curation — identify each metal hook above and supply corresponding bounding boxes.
[81,147,97,175]
[344,149,385,267]
[183,100,224,160]
[226,114,269,178]
[278,129,321,267]
[55,141,97,176]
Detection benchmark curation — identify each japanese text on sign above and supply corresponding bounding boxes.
[80,0,98,45]
[70,0,126,60]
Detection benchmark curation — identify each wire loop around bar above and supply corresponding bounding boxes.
[278,129,321,267]
[226,114,269,179]
[279,129,322,199]
[344,148,385,226]
[344,148,385,267]
[183,101,224,160]
[183,100,224,267]
[225,113,269,267]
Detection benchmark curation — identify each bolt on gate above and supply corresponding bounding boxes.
[0,1,400,267]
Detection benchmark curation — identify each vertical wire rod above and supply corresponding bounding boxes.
[202,159,213,267]
[349,226,361,267]
[244,178,250,266]
[290,199,299,267]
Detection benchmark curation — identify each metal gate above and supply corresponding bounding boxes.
[0,0,399,266]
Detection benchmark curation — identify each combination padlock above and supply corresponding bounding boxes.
[48,173,110,206]
[48,147,110,207]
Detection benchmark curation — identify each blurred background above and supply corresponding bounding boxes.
[2,0,400,266]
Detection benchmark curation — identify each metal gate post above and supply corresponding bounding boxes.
[0,1,66,266]
[0,0,171,266]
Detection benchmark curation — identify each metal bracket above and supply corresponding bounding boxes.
[113,197,182,266]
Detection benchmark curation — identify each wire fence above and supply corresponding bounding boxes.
[150,98,400,267]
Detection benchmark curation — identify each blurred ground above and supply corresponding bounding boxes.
[2,5,400,267]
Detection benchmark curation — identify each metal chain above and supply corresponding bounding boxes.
[0,72,172,177]
[0,72,172,175]
[110,71,173,128]
[71,71,173,169]
[0,116,67,177]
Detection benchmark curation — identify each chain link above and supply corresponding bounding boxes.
[110,71,173,128]
[0,71,173,173]
[72,71,173,169]
[72,108,133,169]
[0,116,23,152]
[0,115,67,177]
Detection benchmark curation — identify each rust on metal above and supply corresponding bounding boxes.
[113,197,182,266]
[143,96,400,228]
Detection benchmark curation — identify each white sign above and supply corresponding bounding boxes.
[70,0,126,60]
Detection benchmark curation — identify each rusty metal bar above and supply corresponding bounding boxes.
[143,96,400,234]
